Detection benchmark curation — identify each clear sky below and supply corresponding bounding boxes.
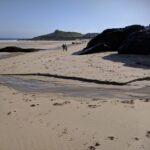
[0,0,150,38]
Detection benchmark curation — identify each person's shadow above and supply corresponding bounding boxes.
[103,53,150,69]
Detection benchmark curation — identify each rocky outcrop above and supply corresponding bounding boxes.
[0,46,39,53]
[118,29,150,54]
[76,25,145,55]
[87,25,144,49]
[74,43,111,55]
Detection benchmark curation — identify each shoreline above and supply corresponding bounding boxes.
[0,75,150,100]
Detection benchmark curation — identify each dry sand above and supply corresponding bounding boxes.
[0,40,150,83]
[0,40,150,150]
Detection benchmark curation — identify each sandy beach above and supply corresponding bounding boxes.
[0,40,150,150]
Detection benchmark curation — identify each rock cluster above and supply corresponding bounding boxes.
[76,25,150,55]
[0,46,39,53]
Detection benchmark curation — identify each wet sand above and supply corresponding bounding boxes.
[0,75,150,99]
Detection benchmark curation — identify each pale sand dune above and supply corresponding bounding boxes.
[0,41,150,150]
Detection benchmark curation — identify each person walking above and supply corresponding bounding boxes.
[62,44,67,51]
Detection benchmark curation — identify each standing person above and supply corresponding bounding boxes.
[62,44,65,51]
[65,44,67,51]
[62,44,67,52]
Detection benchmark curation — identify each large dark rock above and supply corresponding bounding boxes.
[73,43,111,55]
[87,28,123,51]
[76,25,144,55]
[87,25,144,50]
[0,46,39,53]
[118,29,150,54]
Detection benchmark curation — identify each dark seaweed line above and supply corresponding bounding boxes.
[0,73,150,86]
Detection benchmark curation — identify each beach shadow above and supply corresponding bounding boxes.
[103,53,150,69]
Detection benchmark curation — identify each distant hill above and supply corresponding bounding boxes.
[82,33,99,39]
[32,30,98,40]
[145,25,150,30]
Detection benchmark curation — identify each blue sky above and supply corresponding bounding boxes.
[0,0,150,38]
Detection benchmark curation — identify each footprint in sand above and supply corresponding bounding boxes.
[7,110,16,115]
[121,100,135,104]
[107,136,118,141]
[58,128,68,137]
[7,111,11,115]
[134,137,140,141]
[95,142,100,146]
[30,104,36,107]
[62,128,68,135]
[53,101,70,106]
[87,141,100,150]
[12,92,17,95]
[30,104,39,107]
[146,131,150,138]
[88,104,101,108]
[88,146,96,150]
[92,98,101,101]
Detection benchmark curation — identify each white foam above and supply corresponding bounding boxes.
[0,40,17,43]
